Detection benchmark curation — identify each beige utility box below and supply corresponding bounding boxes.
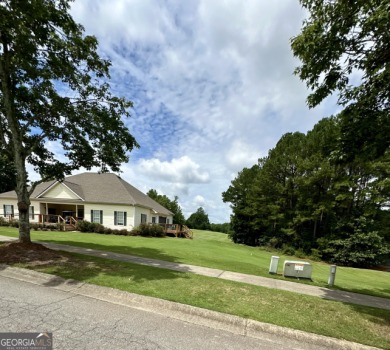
[283,260,313,279]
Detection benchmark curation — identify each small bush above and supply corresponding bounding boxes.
[76,220,93,233]
[149,224,165,237]
[111,229,120,235]
[325,231,390,267]
[131,227,141,236]
[138,224,151,236]
[295,249,306,259]
[10,220,19,228]
[282,245,295,256]
[118,229,129,236]
[93,223,105,234]
[0,217,7,226]
[267,237,280,250]
[104,227,112,235]
[309,249,322,261]
[132,224,165,237]
[31,223,39,231]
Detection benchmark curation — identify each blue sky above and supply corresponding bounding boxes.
[30,0,340,223]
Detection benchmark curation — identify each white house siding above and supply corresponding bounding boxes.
[40,183,80,200]
[84,203,136,230]
[0,199,19,218]
[133,206,173,227]
[0,197,172,229]
[0,199,41,222]
[134,206,152,227]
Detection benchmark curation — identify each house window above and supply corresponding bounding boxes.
[29,206,34,220]
[3,205,14,217]
[114,211,127,226]
[152,217,156,224]
[77,208,84,220]
[141,214,147,224]
[91,210,103,224]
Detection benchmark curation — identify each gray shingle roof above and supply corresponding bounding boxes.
[0,173,172,216]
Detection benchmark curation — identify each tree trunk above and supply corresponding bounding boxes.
[1,38,31,243]
[313,219,317,240]
[17,189,31,243]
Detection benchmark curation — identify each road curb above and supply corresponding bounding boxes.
[0,264,379,350]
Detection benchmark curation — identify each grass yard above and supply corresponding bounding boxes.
[7,251,390,349]
[0,227,389,299]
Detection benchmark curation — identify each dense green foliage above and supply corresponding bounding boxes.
[209,222,230,234]
[186,207,211,230]
[223,117,390,267]
[75,220,165,237]
[132,223,165,237]
[0,153,15,193]
[0,0,138,242]
[291,0,390,161]
[147,189,185,224]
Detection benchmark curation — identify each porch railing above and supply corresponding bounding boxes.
[37,214,78,230]
[154,223,193,239]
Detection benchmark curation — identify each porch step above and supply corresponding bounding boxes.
[65,224,76,231]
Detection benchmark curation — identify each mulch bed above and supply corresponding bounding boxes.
[0,242,66,265]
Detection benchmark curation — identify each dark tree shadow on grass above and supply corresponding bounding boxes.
[319,287,390,333]
[0,241,192,289]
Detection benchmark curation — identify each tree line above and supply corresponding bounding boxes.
[222,116,390,267]
[147,190,230,233]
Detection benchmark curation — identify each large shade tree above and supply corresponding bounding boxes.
[186,207,211,230]
[291,0,390,160]
[223,116,390,266]
[0,0,138,243]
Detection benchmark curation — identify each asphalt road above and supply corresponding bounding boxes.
[0,275,330,350]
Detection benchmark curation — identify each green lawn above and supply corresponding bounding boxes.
[9,251,390,349]
[1,227,389,299]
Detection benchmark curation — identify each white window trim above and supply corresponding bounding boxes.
[92,210,101,223]
[116,211,125,226]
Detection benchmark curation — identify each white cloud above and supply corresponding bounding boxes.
[194,195,205,207]
[226,140,262,172]
[24,1,340,223]
[138,156,210,184]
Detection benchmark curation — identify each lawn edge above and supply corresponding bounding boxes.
[0,264,379,350]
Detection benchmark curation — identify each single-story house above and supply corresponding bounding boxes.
[0,172,173,230]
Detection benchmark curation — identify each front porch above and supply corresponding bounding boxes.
[38,203,84,231]
[37,214,78,231]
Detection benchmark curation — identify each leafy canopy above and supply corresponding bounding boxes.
[0,0,138,186]
[0,0,138,242]
[186,207,211,230]
[223,116,390,266]
[291,0,390,159]
[147,189,185,224]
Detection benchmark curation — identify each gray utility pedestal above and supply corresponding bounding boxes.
[269,256,280,274]
[283,261,313,279]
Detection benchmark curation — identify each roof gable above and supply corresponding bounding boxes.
[37,182,83,201]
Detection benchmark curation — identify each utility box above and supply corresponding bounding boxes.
[283,261,313,279]
[269,256,280,274]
